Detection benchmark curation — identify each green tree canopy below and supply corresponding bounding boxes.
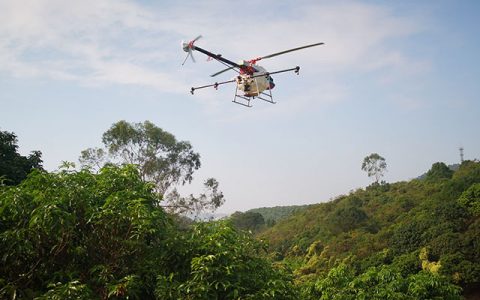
[0,165,170,299]
[0,130,43,185]
[426,162,454,181]
[303,264,462,300]
[229,211,266,232]
[79,120,224,215]
[361,153,387,183]
[0,166,296,299]
[458,183,480,216]
[80,120,200,193]
[328,205,368,233]
[159,221,297,300]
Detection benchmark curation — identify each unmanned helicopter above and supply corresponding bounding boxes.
[182,35,324,107]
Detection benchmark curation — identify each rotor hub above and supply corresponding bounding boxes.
[182,41,194,52]
[182,35,202,53]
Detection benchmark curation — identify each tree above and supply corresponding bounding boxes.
[0,166,297,299]
[158,221,298,299]
[0,165,170,299]
[164,177,224,218]
[0,130,43,185]
[361,153,387,183]
[303,263,462,300]
[229,211,265,232]
[425,162,453,181]
[458,183,480,216]
[79,120,224,214]
[80,120,200,194]
[328,206,368,233]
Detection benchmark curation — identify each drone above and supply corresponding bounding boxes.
[182,35,324,107]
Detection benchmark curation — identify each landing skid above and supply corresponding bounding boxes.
[233,85,275,108]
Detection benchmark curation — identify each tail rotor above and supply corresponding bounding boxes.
[181,35,202,66]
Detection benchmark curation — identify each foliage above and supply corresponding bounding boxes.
[301,263,462,300]
[327,205,368,233]
[79,120,224,215]
[80,120,200,193]
[156,221,298,299]
[164,177,224,219]
[229,211,265,232]
[458,183,480,215]
[0,165,297,299]
[4,125,480,299]
[425,162,454,181]
[361,153,387,183]
[261,161,480,297]
[246,205,311,226]
[33,281,93,300]
[0,165,169,299]
[0,130,43,185]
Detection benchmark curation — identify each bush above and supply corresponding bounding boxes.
[160,221,298,299]
[0,165,169,299]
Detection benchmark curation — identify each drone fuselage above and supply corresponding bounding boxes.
[236,65,274,97]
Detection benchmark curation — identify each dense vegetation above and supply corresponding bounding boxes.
[0,130,42,185]
[247,205,311,225]
[1,127,479,299]
[228,205,311,233]
[260,161,480,299]
[0,166,295,299]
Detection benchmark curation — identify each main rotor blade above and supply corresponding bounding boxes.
[259,42,324,60]
[211,66,235,77]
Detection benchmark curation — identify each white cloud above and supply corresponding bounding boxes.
[0,0,182,90]
[0,0,428,101]
[170,1,426,71]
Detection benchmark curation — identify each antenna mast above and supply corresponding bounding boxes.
[459,147,464,163]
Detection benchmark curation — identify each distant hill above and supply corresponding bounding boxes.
[246,204,312,224]
[416,163,460,179]
[259,160,480,298]
[225,205,312,233]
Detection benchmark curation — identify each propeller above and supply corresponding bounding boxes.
[210,42,324,77]
[254,42,324,62]
[181,35,202,66]
[211,66,235,77]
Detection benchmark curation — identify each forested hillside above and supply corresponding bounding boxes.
[260,160,480,299]
[228,205,311,233]
[0,128,295,299]
[247,205,311,224]
[1,128,478,299]
[0,166,297,299]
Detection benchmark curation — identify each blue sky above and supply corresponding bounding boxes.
[1,0,479,213]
